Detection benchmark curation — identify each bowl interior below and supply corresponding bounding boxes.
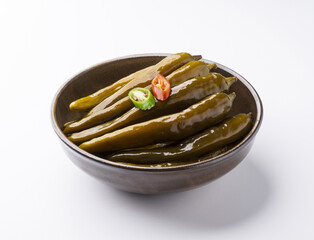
[53,54,262,168]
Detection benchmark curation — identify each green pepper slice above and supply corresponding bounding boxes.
[128,88,155,110]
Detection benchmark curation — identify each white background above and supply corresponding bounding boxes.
[1,0,314,239]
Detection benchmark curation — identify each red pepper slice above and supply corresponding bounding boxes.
[151,74,171,101]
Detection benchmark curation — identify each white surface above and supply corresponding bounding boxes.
[1,0,314,239]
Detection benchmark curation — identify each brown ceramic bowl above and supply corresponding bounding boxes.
[51,54,263,194]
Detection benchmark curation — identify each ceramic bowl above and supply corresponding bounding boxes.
[51,54,263,194]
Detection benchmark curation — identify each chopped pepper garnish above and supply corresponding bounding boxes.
[128,88,155,110]
[152,74,171,101]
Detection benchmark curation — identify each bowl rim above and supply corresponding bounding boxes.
[51,53,263,172]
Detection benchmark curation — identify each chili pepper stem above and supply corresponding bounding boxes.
[192,55,202,60]
[207,63,217,70]
[228,92,236,102]
[226,77,237,87]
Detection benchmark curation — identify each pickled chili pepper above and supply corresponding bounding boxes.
[106,113,252,164]
[128,88,155,110]
[68,73,237,143]
[79,92,236,153]
[63,61,215,134]
[68,66,152,111]
[152,74,171,101]
[88,52,194,115]
[69,53,199,112]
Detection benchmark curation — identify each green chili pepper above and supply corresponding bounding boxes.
[111,144,236,168]
[106,113,252,164]
[63,60,215,134]
[68,53,201,112]
[68,73,236,143]
[128,88,155,110]
[88,52,194,115]
[79,92,235,153]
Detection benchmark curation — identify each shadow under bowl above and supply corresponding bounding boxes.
[51,54,263,194]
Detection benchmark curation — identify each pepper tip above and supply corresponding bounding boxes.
[228,92,236,102]
[208,63,217,70]
[226,76,237,87]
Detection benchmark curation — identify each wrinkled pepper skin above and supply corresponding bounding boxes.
[79,92,236,153]
[69,73,236,143]
[68,65,153,111]
[107,113,252,164]
[63,61,216,134]
[88,52,194,115]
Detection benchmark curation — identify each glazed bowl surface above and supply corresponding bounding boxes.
[51,54,263,194]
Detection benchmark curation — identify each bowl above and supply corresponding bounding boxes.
[51,53,263,194]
